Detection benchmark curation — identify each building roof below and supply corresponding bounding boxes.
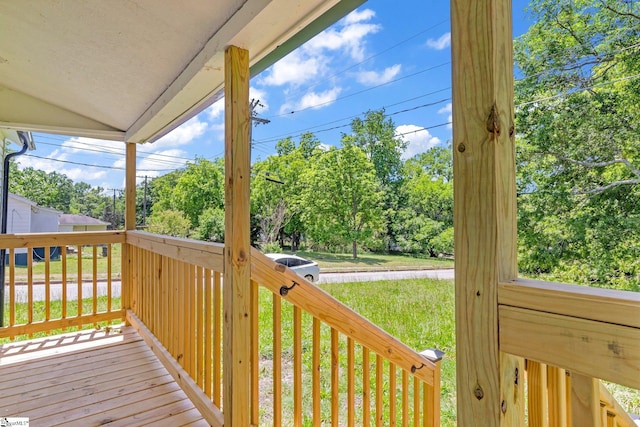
[0,0,363,144]
[59,214,110,226]
[8,193,62,214]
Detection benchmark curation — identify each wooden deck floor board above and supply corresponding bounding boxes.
[0,326,207,426]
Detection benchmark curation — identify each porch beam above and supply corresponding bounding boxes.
[451,0,524,424]
[223,45,252,426]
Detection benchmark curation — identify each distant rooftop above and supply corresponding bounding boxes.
[59,214,109,226]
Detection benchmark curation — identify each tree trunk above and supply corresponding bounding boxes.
[352,240,357,259]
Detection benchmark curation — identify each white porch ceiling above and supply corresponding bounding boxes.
[0,0,364,143]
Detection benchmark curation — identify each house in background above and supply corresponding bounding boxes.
[6,193,61,264]
[58,214,109,232]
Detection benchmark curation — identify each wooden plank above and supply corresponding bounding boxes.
[213,270,222,407]
[499,306,640,389]
[127,230,224,273]
[0,231,125,248]
[127,310,224,426]
[570,373,599,427]
[0,310,125,339]
[390,363,397,426]
[223,44,252,427]
[451,0,523,423]
[252,248,436,385]
[251,279,259,426]
[376,354,383,427]
[106,399,198,427]
[499,279,640,329]
[402,369,409,427]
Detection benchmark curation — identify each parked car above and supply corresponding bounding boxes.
[265,253,320,282]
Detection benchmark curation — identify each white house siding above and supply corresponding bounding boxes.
[6,195,32,234]
[31,207,60,233]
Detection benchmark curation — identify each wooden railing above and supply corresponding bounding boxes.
[251,247,443,426]
[526,361,636,426]
[0,231,125,339]
[125,231,443,426]
[500,279,639,425]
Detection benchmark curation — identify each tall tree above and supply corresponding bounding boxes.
[342,109,407,251]
[301,145,384,258]
[515,0,640,290]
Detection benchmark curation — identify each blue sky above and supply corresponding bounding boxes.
[16,0,533,192]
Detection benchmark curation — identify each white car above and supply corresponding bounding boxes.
[265,253,320,282]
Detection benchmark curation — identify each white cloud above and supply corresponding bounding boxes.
[356,64,401,86]
[152,116,208,149]
[259,50,325,87]
[259,8,380,88]
[438,102,453,129]
[17,154,109,183]
[396,125,441,160]
[279,87,342,114]
[426,32,451,50]
[207,99,224,120]
[343,8,376,24]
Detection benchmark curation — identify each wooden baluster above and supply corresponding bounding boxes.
[294,305,302,426]
[331,328,339,425]
[376,355,383,427]
[528,361,549,427]
[413,376,420,427]
[204,268,212,398]
[401,369,408,427]
[363,347,371,427]
[547,366,567,427]
[571,373,599,427]
[45,246,51,321]
[273,293,282,426]
[348,337,355,427]
[389,364,396,426]
[313,317,321,426]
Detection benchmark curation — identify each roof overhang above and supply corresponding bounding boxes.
[0,0,364,144]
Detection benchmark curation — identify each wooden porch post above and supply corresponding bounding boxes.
[223,45,252,426]
[451,0,524,424]
[123,141,136,313]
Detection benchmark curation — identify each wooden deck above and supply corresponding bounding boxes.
[0,326,209,426]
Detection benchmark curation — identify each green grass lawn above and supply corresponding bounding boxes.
[11,244,122,281]
[292,250,454,271]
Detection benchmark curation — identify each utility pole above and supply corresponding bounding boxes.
[143,175,148,226]
[250,99,270,150]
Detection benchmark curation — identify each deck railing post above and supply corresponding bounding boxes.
[124,141,137,317]
[451,0,525,424]
[224,44,252,426]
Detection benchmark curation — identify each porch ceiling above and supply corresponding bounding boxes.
[0,0,363,143]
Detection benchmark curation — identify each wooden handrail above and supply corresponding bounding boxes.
[0,231,125,248]
[126,230,224,272]
[251,247,438,386]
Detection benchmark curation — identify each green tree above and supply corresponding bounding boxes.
[342,110,407,251]
[146,209,191,237]
[173,158,224,228]
[394,146,454,256]
[515,0,640,290]
[301,145,384,258]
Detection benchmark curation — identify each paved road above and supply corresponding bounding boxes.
[317,269,454,284]
[6,269,454,302]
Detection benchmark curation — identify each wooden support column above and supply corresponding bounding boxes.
[123,141,136,313]
[223,45,252,427]
[451,0,524,424]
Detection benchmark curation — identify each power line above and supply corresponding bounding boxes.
[20,153,178,172]
[267,61,450,118]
